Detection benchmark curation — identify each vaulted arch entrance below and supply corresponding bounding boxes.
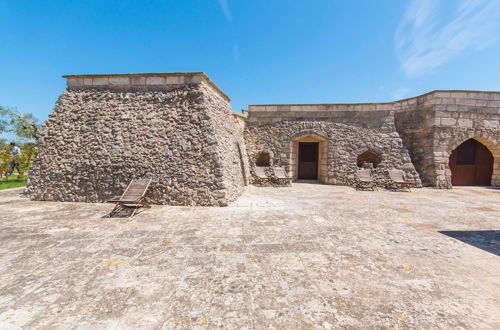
[291,132,328,182]
[449,139,493,186]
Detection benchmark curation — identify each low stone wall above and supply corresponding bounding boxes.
[28,74,246,206]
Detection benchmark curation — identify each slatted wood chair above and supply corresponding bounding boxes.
[271,167,292,187]
[355,169,377,191]
[253,166,270,186]
[388,169,411,192]
[107,178,152,217]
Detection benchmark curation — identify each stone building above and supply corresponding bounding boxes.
[28,73,250,206]
[27,72,500,206]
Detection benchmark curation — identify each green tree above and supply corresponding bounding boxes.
[0,106,41,180]
[0,106,11,134]
[0,105,41,140]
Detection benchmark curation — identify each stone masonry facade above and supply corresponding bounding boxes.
[28,73,500,206]
[394,91,500,188]
[244,110,421,187]
[28,73,249,206]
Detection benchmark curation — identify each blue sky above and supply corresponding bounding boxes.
[1,0,500,122]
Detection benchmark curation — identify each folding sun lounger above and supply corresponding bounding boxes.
[387,169,411,192]
[253,166,270,186]
[107,178,152,217]
[271,167,292,187]
[355,169,377,191]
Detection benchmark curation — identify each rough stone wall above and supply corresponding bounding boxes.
[201,82,250,204]
[244,111,421,187]
[394,106,435,186]
[395,91,500,188]
[28,76,246,206]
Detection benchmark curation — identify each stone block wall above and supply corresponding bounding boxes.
[28,73,247,206]
[395,91,500,188]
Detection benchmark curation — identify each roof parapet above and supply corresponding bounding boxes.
[62,72,230,102]
[247,90,500,113]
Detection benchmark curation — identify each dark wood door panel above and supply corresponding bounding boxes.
[298,142,318,180]
[449,139,493,186]
[475,143,494,185]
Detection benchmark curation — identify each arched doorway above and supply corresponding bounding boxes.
[291,132,328,182]
[449,139,493,186]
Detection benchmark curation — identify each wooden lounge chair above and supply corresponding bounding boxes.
[253,166,270,186]
[388,169,411,192]
[107,178,152,217]
[355,169,377,191]
[271,167,292,187]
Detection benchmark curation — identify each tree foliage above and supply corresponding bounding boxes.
[0,106,40,179]
[0,105,41,140]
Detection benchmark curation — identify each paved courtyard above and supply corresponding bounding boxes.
[0,184,499,329]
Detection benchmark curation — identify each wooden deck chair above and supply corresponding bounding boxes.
[271,167,292,187]
[388,169,411,192]
[107,178,152,217]
[355,169,377,191]
[253,166,270,186]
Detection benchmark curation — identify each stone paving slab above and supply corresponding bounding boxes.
[0,184,499,329]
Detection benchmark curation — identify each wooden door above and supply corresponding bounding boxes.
[449,139,493,186]
[298,142,319,180]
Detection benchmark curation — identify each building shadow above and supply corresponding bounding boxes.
[439,230,500,256]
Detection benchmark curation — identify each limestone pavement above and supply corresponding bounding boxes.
[0,185,499,329]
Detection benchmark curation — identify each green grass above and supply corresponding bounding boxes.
[0,176,28,190]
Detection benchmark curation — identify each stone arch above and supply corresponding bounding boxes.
[356,150,382,168]
[290,131,328,182]
[447,136,499,186]
[290,129,329,142]
[255,151,271,167]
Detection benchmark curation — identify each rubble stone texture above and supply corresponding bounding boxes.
[244,110,422,187]
[28,73,499,206]
[246,91,499,189]
[27,73,249,206]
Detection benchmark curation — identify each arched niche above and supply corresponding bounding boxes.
[255,151,271,167]
[357,150,382,168]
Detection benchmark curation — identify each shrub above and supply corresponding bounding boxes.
[0,144,37,180]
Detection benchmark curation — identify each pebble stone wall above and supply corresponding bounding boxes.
[27,73,248,206]
[244,110,422,187]
[28,72,500,207]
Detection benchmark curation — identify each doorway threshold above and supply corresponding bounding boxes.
[294,180,321,184]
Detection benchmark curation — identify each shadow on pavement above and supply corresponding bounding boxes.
[439,230,500,256]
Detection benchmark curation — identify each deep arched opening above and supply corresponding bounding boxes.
[256,151,271,167]
[449,139,493,186]
[357,150,381,168]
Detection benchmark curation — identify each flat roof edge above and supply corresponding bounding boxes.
[62,72,231,102]
[248,90,500,108]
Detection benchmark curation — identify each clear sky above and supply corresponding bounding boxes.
[1,0,500,122]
